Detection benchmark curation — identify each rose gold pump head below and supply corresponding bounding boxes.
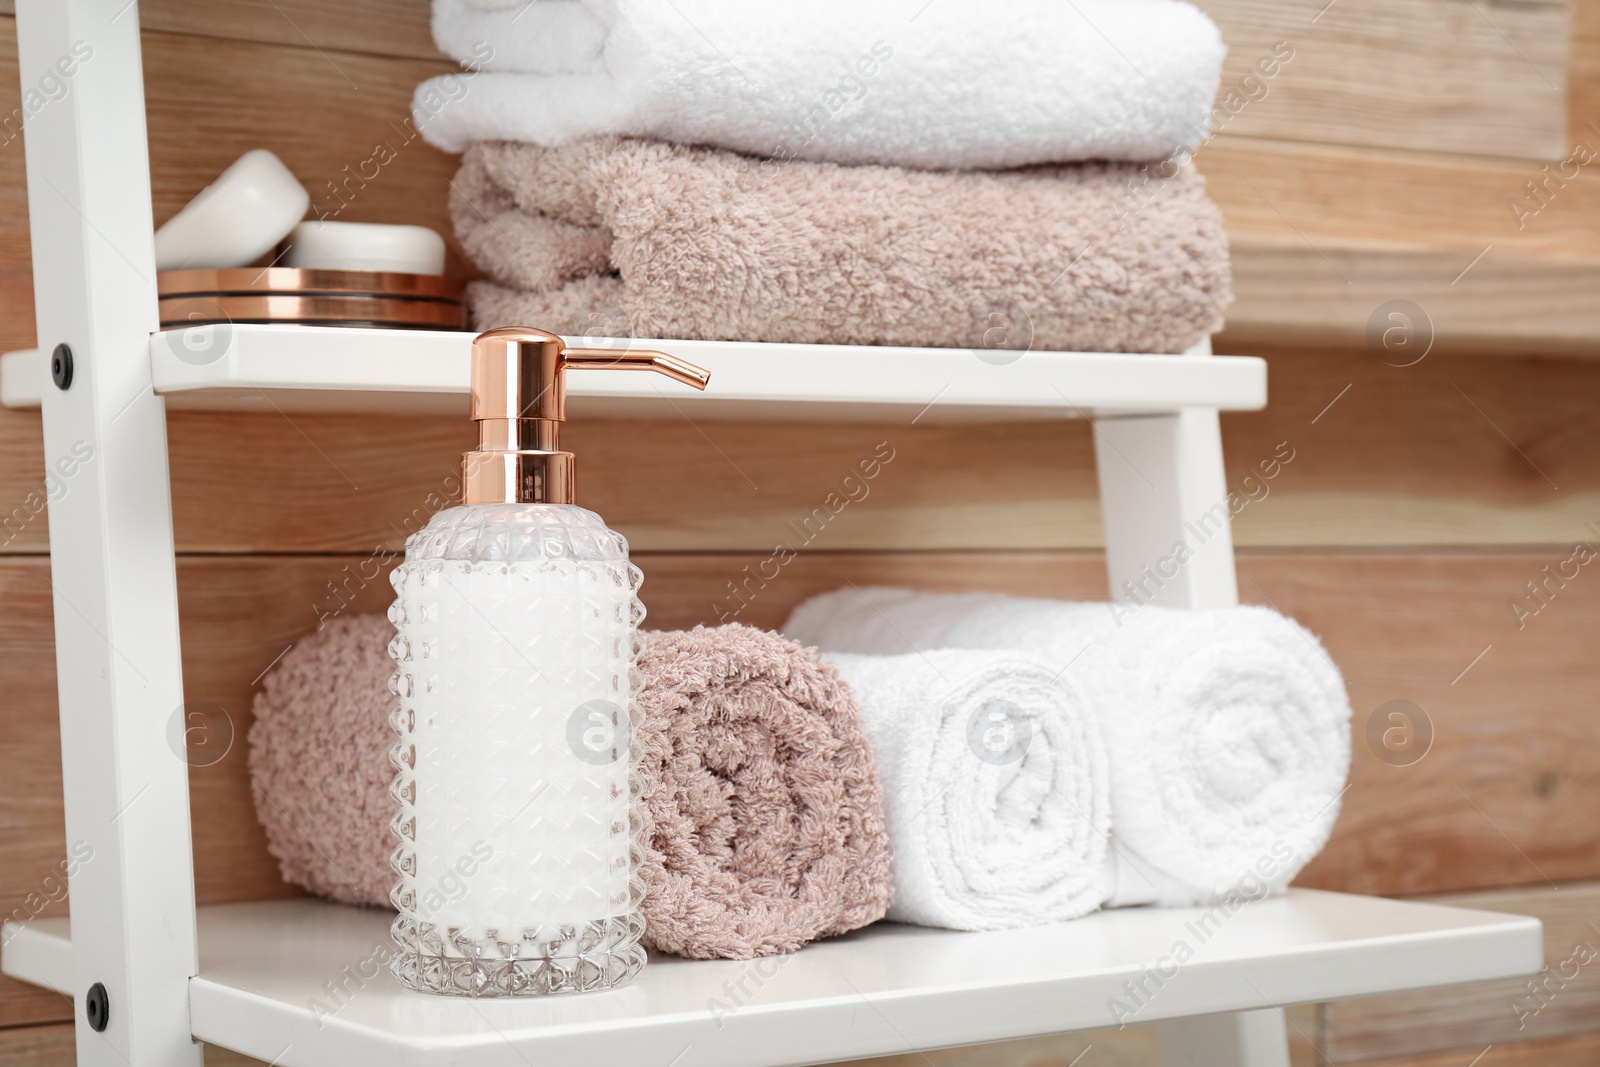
[462,326,711,505]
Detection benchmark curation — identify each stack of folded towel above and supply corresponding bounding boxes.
[417,0,1234,352]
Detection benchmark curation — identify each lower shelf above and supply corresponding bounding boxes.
[2,891,1540,1067]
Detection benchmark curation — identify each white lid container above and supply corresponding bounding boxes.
[283,221,447,276]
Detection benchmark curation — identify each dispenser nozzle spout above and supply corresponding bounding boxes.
[463,326,712,506]
[563,348,712,391]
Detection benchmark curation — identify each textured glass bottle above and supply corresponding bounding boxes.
[388,327,709,997]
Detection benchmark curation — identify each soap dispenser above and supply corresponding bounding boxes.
[387,326,710,997]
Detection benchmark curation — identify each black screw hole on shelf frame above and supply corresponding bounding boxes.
[51,343,73,390]
[85,982,109,1032]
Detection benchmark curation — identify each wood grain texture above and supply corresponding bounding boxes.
[0,5,1591,360]
[3,346,1600,557]
[125,2,438,62]
[0,560,74,1029]
[1196,137,1600,259]
[1,548,1596,1047]
[1323,884,1600,1061]
[0,0,441,60]
[0,18,465,354]
[1224,237,1600,357]
[4,550,1598,1012]
[0,1026,82,1067]
[1200,131,1600,355]
[1238,553,1600,898]
[0,556,391,1028]
[138,33,458,234]
[1196,0,1569,160]
[0,18,1580,269]
[1364,1031,1600,1067]
[0,0,1570,159]
[0,0,1590,1058]
[545,550,1600,900]
[1571,0,1600,129]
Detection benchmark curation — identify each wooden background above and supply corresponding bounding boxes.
[3,1,1599,1064]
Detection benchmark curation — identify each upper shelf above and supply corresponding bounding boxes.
[1,890,1538,1067]
[0,325,1266,422]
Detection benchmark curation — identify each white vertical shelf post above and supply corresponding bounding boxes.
[17,2,202,1065]
[1094,374,1283,1064]
[1092,405,1240,610]
[1157,1010,1292,1067]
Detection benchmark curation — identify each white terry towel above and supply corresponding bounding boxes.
[417,0,1226,169]
[433,0,609,75]
[786,589,1352,908]
[824,650,1110,930]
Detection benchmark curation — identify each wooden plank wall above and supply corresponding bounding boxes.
[1,1,1597,1064]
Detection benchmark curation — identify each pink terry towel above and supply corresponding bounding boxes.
[248,613,397,906]
[634,625,892,958]
[249,616,892,959]
[453,138,1232,354]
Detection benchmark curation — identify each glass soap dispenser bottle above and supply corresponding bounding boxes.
[388,326,710,997]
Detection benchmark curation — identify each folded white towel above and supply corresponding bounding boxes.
[418,0,1226,169]
[825,649,1110,930]
[786,589,1351,908]
[433,0,608,75]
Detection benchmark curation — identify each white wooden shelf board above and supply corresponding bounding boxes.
[0,327,1267,421]
[2,890,1539,1067]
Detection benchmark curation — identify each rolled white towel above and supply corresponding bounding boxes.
[786,589,1351,908]
[416,0,1225,169]
[825,650,1110,930]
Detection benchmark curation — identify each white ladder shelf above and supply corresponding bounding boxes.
[0,3,1542,1067]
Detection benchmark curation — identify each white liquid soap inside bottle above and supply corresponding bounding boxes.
[387,327,710,996]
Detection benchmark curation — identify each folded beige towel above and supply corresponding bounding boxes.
[452,138,1232,354]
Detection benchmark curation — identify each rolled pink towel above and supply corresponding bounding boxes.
[248,614,396,906]
[249,616,892,959]
[635,625,892,958]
